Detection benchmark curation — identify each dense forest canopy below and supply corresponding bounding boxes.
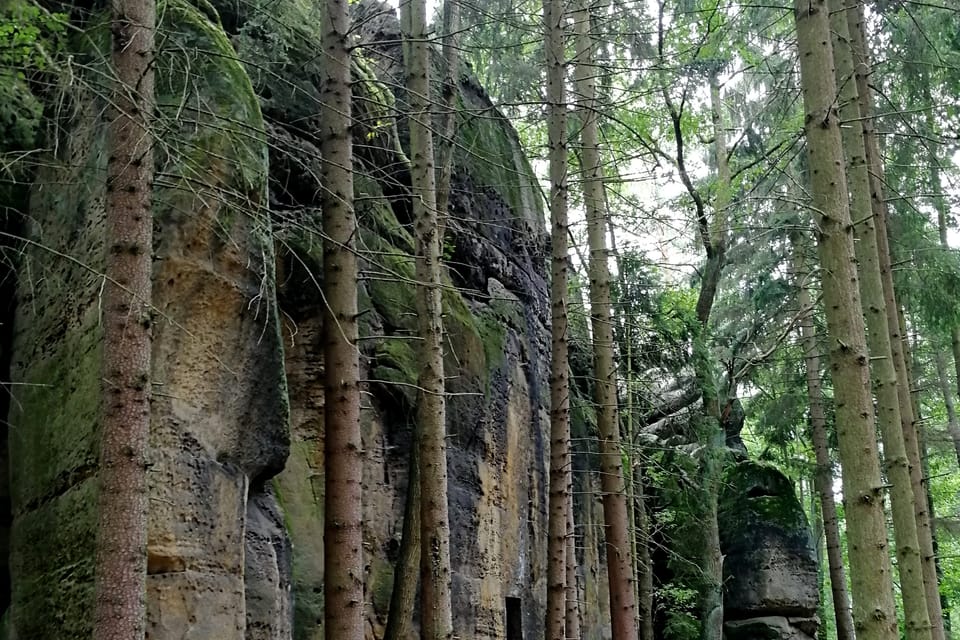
[1,0,960,638]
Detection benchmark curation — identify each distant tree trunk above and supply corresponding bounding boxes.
[792,3,900,640]
[917,385,954,640]
[384,445,420,640]
[573,4,638,638]
[435,0,460,239]
[545,0,571,633]
[793,235,857,640]
[934,352,960,468]
[319,0,364,635]
[921,66,960,470]
[634,458,654,640]
[92,0,155,634]
[401,0,455,635]
[566,497,583,640]
[845,4,946,637]
[690,70,731,640]
[829,5,932,639]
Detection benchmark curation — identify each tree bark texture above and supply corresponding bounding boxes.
[829,6,932,638]
[934,352,960,468]
[545,0,571,634]
[384,446,420,640]
[845,4,946,636]
[634,460,654,640]
[574,5,638,638]
[435,0,460,239]
[319,0,364,635]
[93,0,155,635]
[793,3,899,640]
[794,237,857,640]
[401,0,455,635]
[566,497,583,640]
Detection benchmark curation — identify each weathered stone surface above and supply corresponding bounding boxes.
[719,461,819,626]
[724,615,820,640]
[6,2,289,637]
[2,0,825,637]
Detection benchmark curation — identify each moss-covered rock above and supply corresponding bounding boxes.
[7,1,288,638]
[718,461,818,620]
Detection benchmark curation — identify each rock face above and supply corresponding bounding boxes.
[0,0,822,638]
[4,2,287,637]
[719,461,820,640]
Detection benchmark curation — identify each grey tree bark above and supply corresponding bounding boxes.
[574,4,638,638]
[829,5,931,638]
[845,4,946,636]
[545,0,571,634]
[400,0,455,634]
[384,445,420,640]
[793,235,857,640]
[792,2,899,640]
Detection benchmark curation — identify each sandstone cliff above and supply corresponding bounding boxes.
[0,1,819,638]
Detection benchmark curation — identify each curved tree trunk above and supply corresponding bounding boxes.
[845,4,946,637]
[401,0,455,635]
[573,4,638,638]
[93,0,155,635]
[794,236,857,640]
[792,3,899,640]
[319,0,364,635]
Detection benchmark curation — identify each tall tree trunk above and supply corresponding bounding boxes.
[435,0,460,239]
[545,0,571,632]
[625,338,654,640]
[573,4,638,638]
[93,0,155,636]
[792,3,899,640]
[692,70,731,640]
[934,351,960,468]
[401,0,455,635]
[566,497,583,640]
[384,445,420,640]
[794,238,857,640]
[916,382,954,640]
[845,4,947,637]
[829,5,932,638]
[920,65,960,471]
[319,0,364,635]
[635,459,654,640]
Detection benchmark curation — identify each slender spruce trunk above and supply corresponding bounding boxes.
[436,0,460,239]
[829,5,932,638]
[401,0,455,634]
[916,338,952,640]
[93,0,155,635]
[635,456,654,640]
[384,445,420,640]
[934,352,960,468]
[845,4,947,636]
[566,496,583,640]
[319,0,364,635]
[545,0,571,632]
[573,4,638,637]
[921,66,960,471]
[792,3,899,640]
[793,237,857,640]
